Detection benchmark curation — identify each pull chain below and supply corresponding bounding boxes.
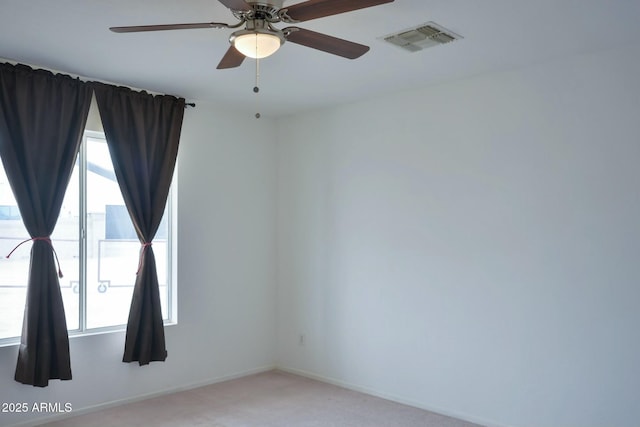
[253,35,261,119]
[254,55,261,119]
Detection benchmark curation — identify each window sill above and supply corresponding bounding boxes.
[0,320,176,348]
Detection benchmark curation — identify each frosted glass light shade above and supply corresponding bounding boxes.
[233,32,282,59]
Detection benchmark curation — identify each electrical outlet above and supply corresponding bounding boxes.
[298,334,305,346]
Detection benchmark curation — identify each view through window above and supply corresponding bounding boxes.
[0,132,172,342]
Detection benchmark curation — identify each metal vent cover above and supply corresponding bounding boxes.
[381,22,461,52]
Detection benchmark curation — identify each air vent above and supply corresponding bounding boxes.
[382,22,461,52]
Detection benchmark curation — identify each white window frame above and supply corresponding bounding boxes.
[0,130,177,346]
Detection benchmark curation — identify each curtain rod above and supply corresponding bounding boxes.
[2,60,197,108]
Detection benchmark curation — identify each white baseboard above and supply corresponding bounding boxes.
[8,364,277,427]
[8,364,509,427]
[276,366,509,427]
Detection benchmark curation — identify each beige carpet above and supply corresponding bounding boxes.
[38,370,484,427]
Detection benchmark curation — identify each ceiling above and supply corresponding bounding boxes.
[1,0,640,118]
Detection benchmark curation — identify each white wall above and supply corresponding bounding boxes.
[0,102,278,427]
[276,43,640,427]
[2,42,640,427]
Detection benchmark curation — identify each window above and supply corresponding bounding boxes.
[0,131,175,343]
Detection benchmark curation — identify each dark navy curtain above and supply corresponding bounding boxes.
[93,83,184,365]
[0,62,91,387]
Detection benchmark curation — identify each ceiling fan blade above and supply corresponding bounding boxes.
[110,22,229,33]
[284,27,369,59]
[283,0,394,22]
[217,46,246,69]
[217,0,251,11]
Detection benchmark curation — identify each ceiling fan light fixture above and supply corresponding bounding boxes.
[231,29,283,59]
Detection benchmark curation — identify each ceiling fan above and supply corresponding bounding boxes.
[110,0,395,69]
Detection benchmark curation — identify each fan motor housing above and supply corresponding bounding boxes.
[246,0,284,8]
[239,1,283,22]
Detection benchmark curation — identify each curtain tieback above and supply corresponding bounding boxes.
[137,242,152,275]
[6,236,64,278]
